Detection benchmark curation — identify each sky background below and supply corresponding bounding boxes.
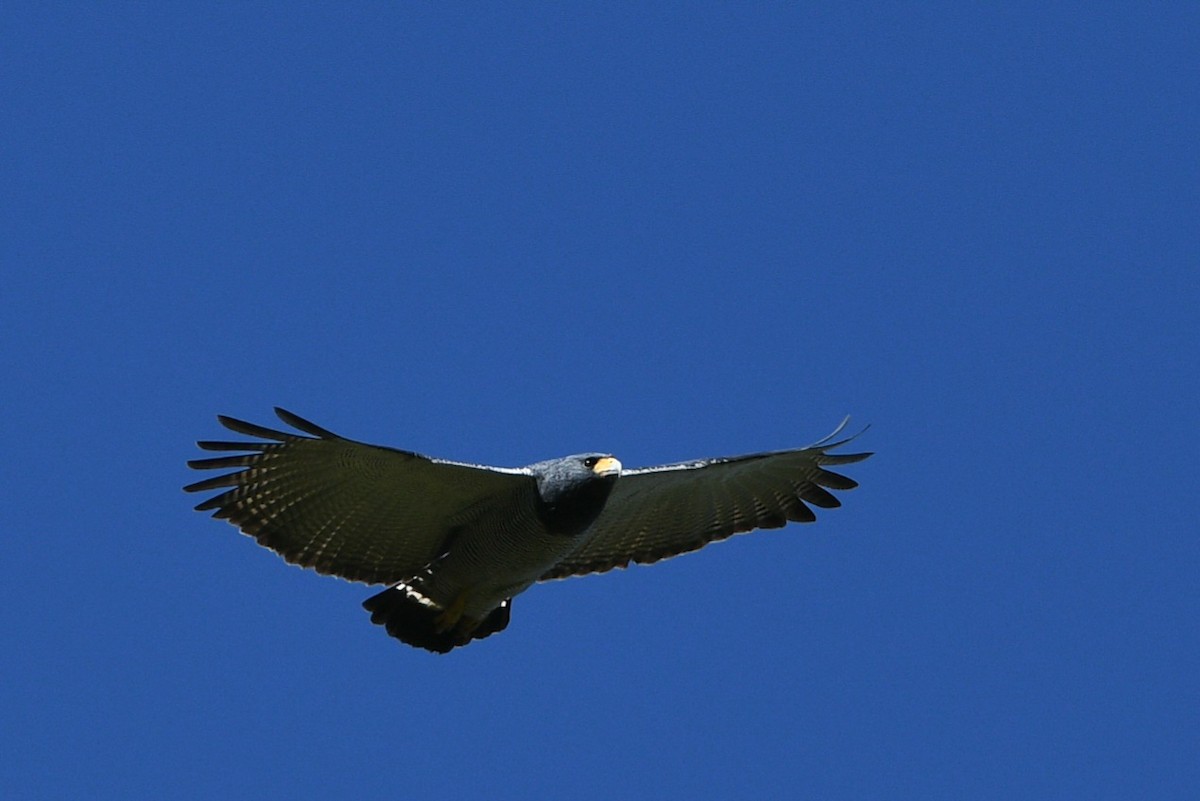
[2,3,1197,799]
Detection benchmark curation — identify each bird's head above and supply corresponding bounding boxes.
[529,453,622,535]
[579,453,622,478]
[530,453,622,494]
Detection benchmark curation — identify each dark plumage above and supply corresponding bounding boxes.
[186,408,871,652]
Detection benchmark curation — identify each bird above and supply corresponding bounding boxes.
[185,408,871,653]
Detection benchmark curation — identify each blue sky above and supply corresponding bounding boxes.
[3,3,1196,798]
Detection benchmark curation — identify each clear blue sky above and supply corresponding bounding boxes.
[3,4,1196,799]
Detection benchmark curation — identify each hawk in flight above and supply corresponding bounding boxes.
[186,408,871,653]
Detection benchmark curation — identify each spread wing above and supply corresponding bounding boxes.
[185,408,531,585]
[540,421,871,580]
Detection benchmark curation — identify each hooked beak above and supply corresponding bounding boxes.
[591,456,622,476]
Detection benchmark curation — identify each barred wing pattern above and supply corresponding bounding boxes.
[185,408,531,585]
[541,424,870,580]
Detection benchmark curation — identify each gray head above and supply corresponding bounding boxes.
[528,453,622,536]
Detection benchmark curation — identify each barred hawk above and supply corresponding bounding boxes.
[186,408,871,653]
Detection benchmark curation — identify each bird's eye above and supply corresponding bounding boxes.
[583,457,598,468]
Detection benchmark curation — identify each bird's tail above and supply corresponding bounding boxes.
[362,582,511,654]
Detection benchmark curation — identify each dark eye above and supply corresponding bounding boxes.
[583,456,598,468]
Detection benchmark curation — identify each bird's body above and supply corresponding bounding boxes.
[361,459,619,651]
[186,408,870,653]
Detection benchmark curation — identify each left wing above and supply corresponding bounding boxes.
[540,422,870,580]
[185,408,531,585]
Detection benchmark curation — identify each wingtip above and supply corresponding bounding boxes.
[810,417,871,450]
[274,407,339,439]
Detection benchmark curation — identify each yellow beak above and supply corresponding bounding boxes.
[591,456,622,476]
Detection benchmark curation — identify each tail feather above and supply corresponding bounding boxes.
[362,584,511,654]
